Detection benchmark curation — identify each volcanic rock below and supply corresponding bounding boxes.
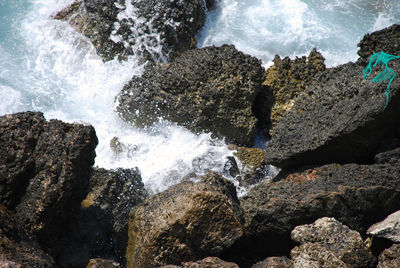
[377,244,400,268]
[0,205,56,267]
[57,168,147,267]
[367,210,400,243]
[126,172,244,268]
[225,161,400,264]
[55,0,207,61]
[290,217,376,267]
[0,111,98,257]
[265,59,400,168]
[117,45,265,146]
[250,256,291,268]
[262,48,325,126]
[357,24,400,66]
[160,257,240,268]
[86,258,121,268]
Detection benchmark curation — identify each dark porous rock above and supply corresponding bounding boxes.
[57,168,147,267]
[86,258,121,268]
[126,172,244,268]
[291,217,376,267]
[250,256,291,268]
[160,257,240,268]
[117,45,265,146]
[0,112,44,209]
[55,0,206,61]
[224,162,400,265]
[357,24,400,66]
[377,244,400,268]
[0,205,56,267]
[0,111,98,258]
[265,59,400,168]
[262,48,325,126]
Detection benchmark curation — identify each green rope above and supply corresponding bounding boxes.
[363,51,400,109]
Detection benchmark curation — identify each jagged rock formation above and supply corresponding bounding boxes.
[262,48,325,126]
[117,45,265,146]
[54,0,207,61]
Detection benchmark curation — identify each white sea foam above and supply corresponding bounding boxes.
[0,0,249,195]
[198,0,400,67]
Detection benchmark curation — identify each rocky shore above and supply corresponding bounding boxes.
[2,0,400,267]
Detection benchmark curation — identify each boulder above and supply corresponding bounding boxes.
[377,244,400,268]
[0,205,56,268]
[57,168,147,267]
[262,48,325,126]
[265,58,400,168]
[160,257,240,268]
[126,172,244,268]
[224,162,400,265]
[117,45,265,146]
[367,210,400,243]
[290,217,376,267]
[357,24,400,66]
[0,112,98,256]
[55,0,207,61]
[250,256,291,268]
[86,258,121,268]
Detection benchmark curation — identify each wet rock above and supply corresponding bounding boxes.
[357,24,400,66]
[262,49,325,126]
[86,258,121,268]
[57,168,147,267]
[229,145,279,188]
[0,205,56,267]
[55,0,207,61]
[291,217,376,267]
[0,112,44,209]
[117,45,265,146]
[265,58,400,168]
[367,210,400,243]
[226,162,400,265]
[126,172,244,268]
[250,256,291,268]
[0,111,98,257]
[377,244,400,268]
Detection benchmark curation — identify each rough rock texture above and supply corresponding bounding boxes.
[375,146,400,164]
[57,168,147,267]
[290,217,376,267]
[117,45,265,146]
[0,111,98,257]
[357,24,400,66]
[367,210,400,243]
[265,59,400,168]
[0,205,56,268]
[262,49,325,126]
[86,258,121,268]
[126,172,244,268]
[224,161,400,265]
[228,145,279,188]
[55,0,206,61]
[160,257,240,268]
[377,244,400,268]
[250,256,291,268]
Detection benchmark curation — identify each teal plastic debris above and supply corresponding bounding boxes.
[363,51,400,108]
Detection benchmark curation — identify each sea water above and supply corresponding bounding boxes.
[0,0,399,194]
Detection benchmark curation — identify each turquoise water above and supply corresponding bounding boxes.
[0,0,398,193]
[198,0,400,66]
